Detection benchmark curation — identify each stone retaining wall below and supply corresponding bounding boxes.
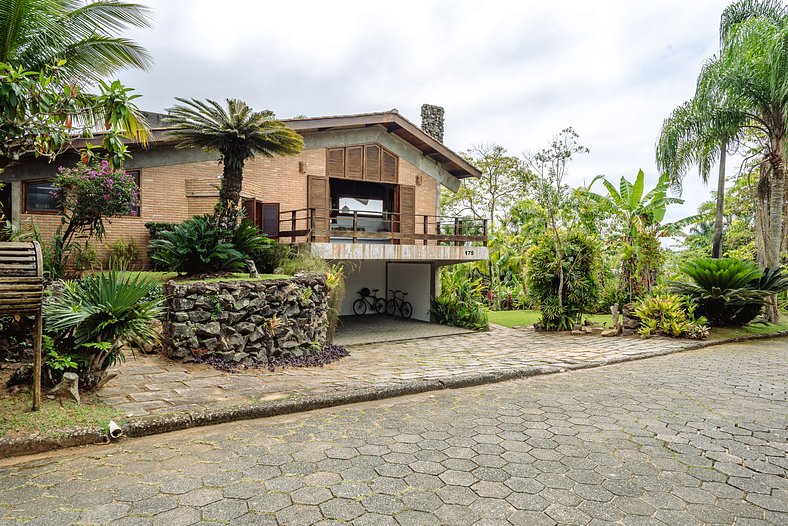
[163,274,328,365]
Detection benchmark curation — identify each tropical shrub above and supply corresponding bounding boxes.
[43,161,140,277]
[105,239,141,269]
[252,238,291,273]
[672,258,787,326]
[72,242,98,271]
[144,221,178,269]
[525,232,599,331]
[431,266,489,331]
[633,293,709,339]
[43,271,164,390]
[585,170,696,303]
[150,215,252,274]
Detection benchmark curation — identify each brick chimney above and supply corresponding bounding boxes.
[420,104,444,143]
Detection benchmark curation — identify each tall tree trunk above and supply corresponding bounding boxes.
[712,137,727,258]
[764,148,785,323]
[218,165,243,210]
[215,164,244,233]
[755,163,770,267]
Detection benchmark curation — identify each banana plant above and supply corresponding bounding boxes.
[585,170,701,302]
[586,170,700,238]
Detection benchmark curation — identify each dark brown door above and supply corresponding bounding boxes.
[242,198,258,226]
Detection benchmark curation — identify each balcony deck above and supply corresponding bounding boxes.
[276,208,488,263]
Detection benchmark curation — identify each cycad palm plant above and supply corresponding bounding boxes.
[672,258,771,326]
[0,0,153,84]
[164,98,304,225]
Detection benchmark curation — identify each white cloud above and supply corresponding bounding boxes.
[118,0,735,219]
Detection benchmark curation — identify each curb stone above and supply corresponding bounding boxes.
[2,330,787,460]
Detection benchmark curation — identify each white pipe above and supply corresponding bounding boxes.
[108,420,123,439]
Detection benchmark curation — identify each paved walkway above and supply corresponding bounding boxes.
[333,316,471,346]
[2,341,786,525]
[100,326,697,417]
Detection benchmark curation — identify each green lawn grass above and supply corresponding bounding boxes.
[488,309,788,340]
[487,310,612,328]
[0,391,122,439]
[180,273,291,283]
[706,318,788,340]
[97,271,291,283]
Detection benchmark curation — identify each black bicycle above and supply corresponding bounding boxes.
[386,289,413,319]
[352,287,386,315]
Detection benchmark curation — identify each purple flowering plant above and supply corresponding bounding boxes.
[52,160,139,238]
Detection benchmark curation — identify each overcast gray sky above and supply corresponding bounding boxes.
[117,0,734,222]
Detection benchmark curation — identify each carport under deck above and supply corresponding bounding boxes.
[333,315,471,346]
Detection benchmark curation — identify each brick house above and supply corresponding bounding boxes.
[0,105,488,321]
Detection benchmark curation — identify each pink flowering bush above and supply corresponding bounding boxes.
[52,160,139,236]
[44,161,140,277]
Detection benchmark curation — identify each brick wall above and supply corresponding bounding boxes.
[18,146,440,268]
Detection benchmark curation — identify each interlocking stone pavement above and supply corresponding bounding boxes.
[99,326,700,417]
[0,340,786,525]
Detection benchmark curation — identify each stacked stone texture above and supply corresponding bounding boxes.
[163,274,328,365]
[420,104,445,143]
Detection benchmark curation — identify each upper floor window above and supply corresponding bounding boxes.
[24,181,59,213]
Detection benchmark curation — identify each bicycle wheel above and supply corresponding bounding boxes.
[374,297,386,314]
[401,301,413,319]
[352,298,367,316]
[386,299,396,316]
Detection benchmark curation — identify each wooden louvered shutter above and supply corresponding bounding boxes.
[327,148,345,178]
[399,185,416,245]
[307,175,329,242]
[346,146,364,180]
[261,203,280,238]
[364,145,381,181]
[381,149,398,184]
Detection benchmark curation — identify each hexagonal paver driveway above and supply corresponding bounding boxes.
[1,340,786,525]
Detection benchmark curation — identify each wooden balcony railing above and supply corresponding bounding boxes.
[277,208,487,246]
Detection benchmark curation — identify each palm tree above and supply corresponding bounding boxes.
[657,99,743,259]
[164,98,304,221]
[656,0,786,259]
[657,0,788,321]
[0,0,153,84]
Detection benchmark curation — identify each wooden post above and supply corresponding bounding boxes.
[290,210,297,243]
[352,211,358,244]
[309,208,316,242]
[32,307,42,411]
[423,216,429,245]
[454,217,460,246]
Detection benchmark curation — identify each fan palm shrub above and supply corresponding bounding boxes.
[672,258,788,326]
[44,270,164,389]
